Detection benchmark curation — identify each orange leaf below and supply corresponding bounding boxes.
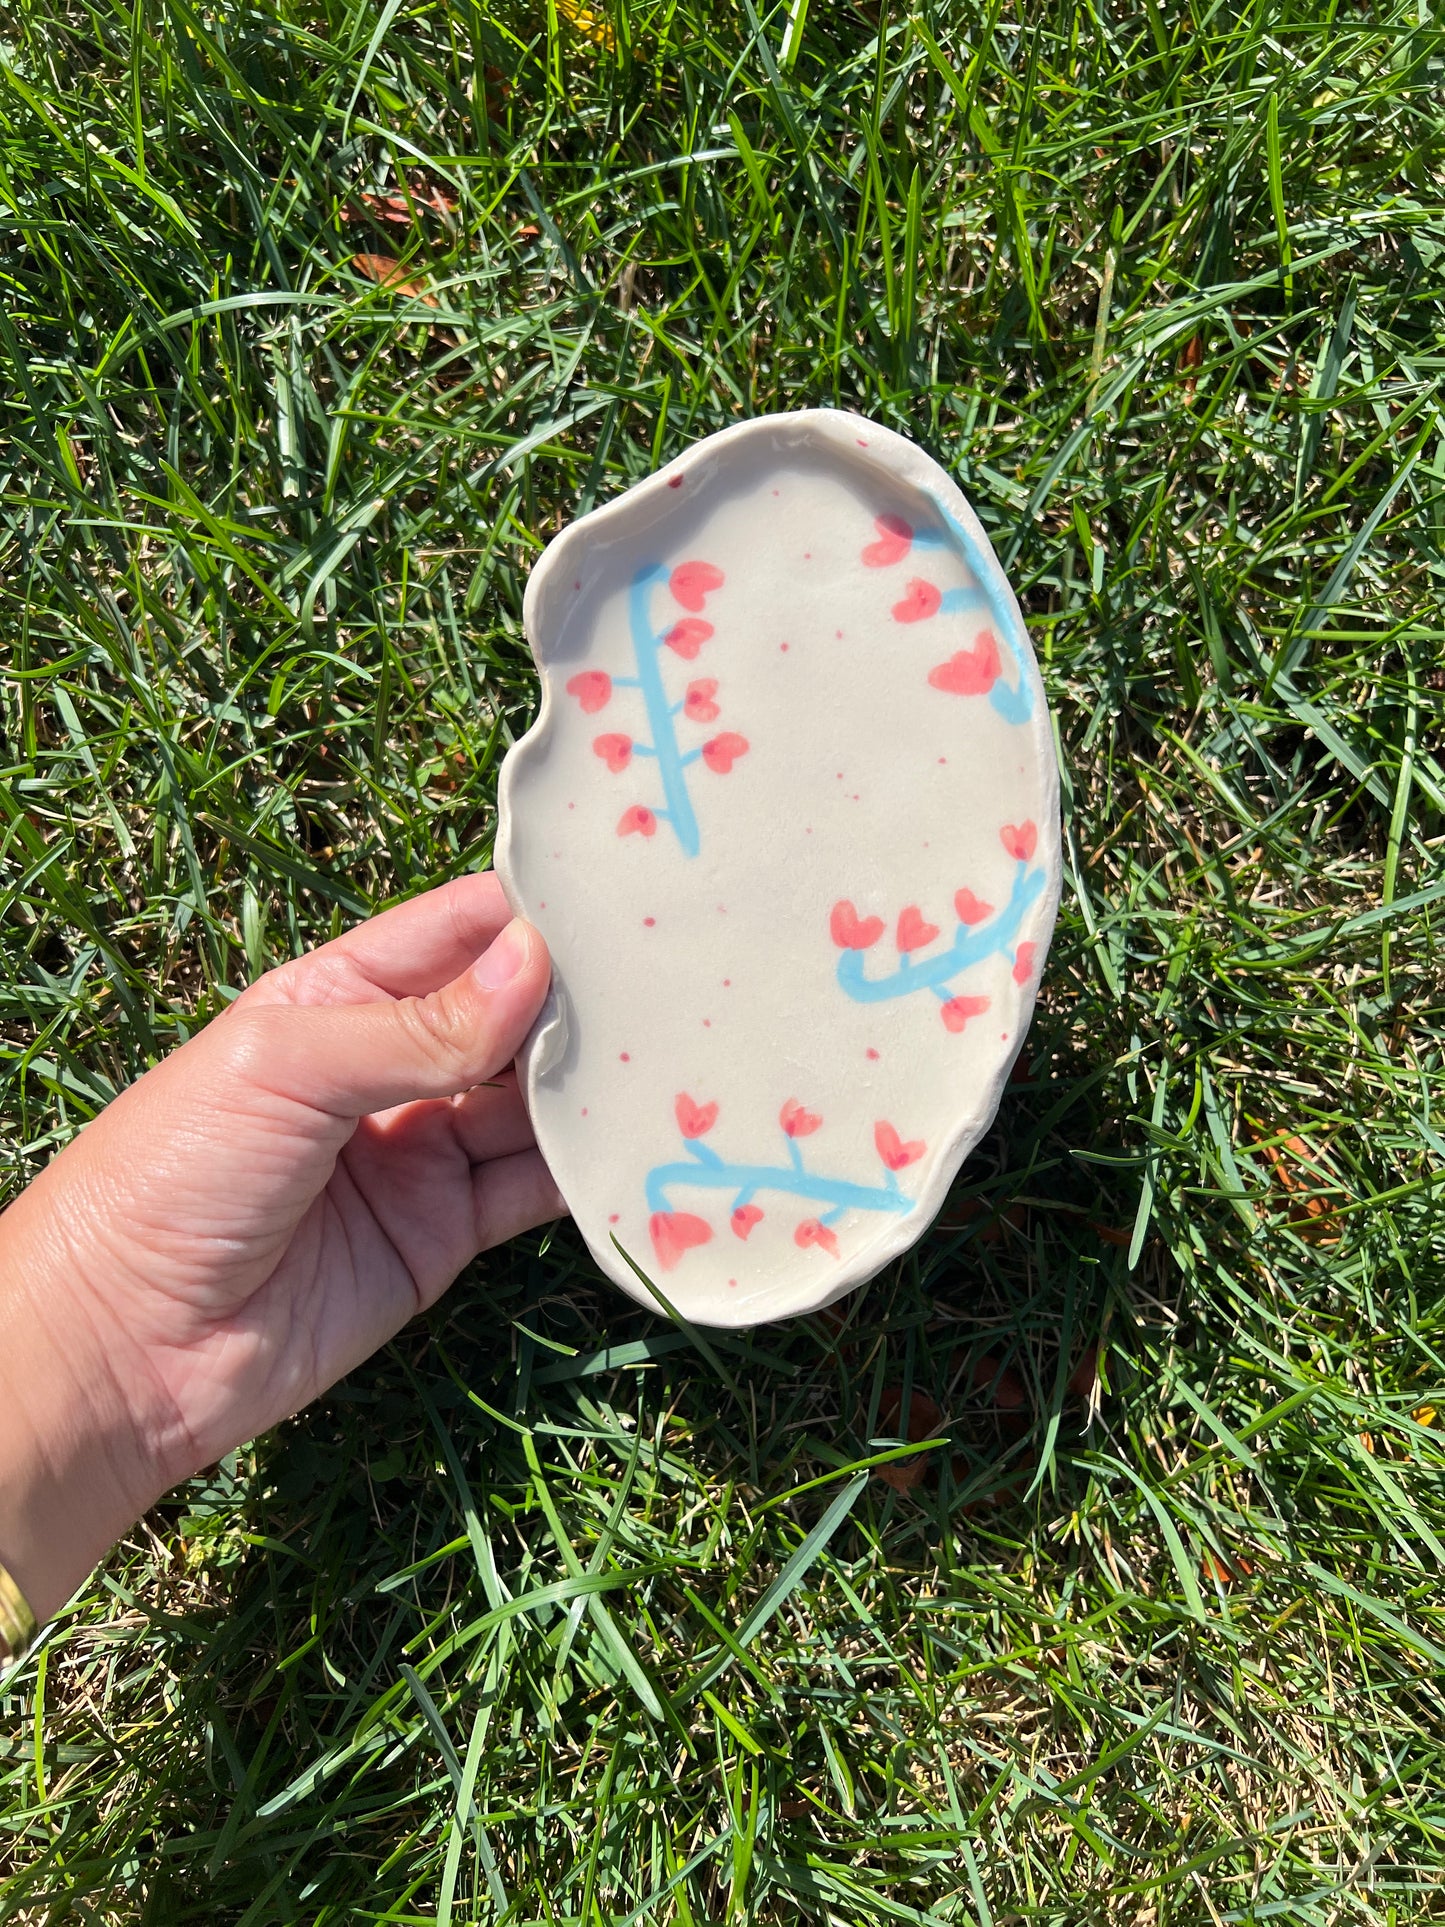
[1089,1219,1132,1248]
[351,253,439,308]
[1247,1125,1341,1242]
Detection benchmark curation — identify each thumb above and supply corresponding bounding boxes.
[223,918,553,1118]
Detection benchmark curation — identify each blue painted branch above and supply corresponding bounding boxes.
[628,563,700,857]
[646,1155,907,1218]
[836,862,1046,1004]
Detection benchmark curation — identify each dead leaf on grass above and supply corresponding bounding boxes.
[875,1387,945,1492]
[1247,1123,1342,1242]
[351,253,440,308]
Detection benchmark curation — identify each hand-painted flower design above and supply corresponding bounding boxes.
[669,560,725,611]
[875,1121,925,1170]
[953,888,994,926]
[701,731,749,774]
[589,560,745,857]
[649,1211,713,1270]
[684,678,720,722]
[795,1219,840,1257]
[664,618,713,659]
[860,501,1033,724]
[892,578,942,624]
[780,1098,823,1138]
[928,629,1000,697]
[643,1100,922,1271]
[896,906,940,953]
[566,670,612,713]
[830,901,885,949]
[831,823,1047,1027]
[675,1092,719,1139]
[861,512,916,568]
[593,733,632,772]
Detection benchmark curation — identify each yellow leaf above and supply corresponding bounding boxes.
[556,0,616,51]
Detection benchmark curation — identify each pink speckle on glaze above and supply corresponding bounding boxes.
[723,978,731,986]
[779,641,789,652]
[581,1107,588,1116]
[938,756,947,765]
[729,1278,738,1287]
[703,1018,711,1028]
[866,1047,880,1060]
[717,904,726,913]
[856,437,868,446]
[667,474,684,488]
[609,1213,620,1223]
[643,916,655,927]
[835,628,843,639]
[573,579,581,590]
[1001,1033,1009,1041]
[620,1052,630,1062]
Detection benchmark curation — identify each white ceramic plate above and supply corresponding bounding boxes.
[496,408,1060,1327]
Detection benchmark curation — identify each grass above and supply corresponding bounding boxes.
[2,0,1444,1918]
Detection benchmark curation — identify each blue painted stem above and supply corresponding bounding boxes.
[837,862,1046,1004]
[628,564,700,857]
[646,1137,908,1217]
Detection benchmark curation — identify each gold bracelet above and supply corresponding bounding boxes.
[0,1555,39,1669]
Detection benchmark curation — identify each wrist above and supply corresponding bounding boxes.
[0,1170,171,1626]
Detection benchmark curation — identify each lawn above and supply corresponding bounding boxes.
[3,0,1445,1919]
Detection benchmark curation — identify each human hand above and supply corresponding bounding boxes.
[0,875,561,1624]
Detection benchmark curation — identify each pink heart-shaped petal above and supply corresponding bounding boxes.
[670,560,724,612]
[675,1092,718,1139]
[664,618,713,659]
[593,732,632,772]
[830,900,885,950]
[780,1098,822,1138]
[875,1121,925,1170]
[731,1205,763,1240]
[684,678,720,722]
[795,1218,839,1257]
[861,511,913,568]
[617,805,657,838]
[941,994,990,1033]
[649,1211,713,1270]
[1001,820,1038,862]
[892,578,941,624]
[566,670,612,713]
[1012,941,1037,986]
[953,888,994,926]
[928,630,1000,696]
[896,905,940,953]
[702,731,749,775]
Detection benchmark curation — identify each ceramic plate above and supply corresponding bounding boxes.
[496,408,1060,1327]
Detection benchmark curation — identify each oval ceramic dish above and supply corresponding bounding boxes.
[496,409,1060,1327]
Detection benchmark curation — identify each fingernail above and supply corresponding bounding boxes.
[473,919,531,990]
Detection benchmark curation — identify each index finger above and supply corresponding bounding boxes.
[251,872,518,1005]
